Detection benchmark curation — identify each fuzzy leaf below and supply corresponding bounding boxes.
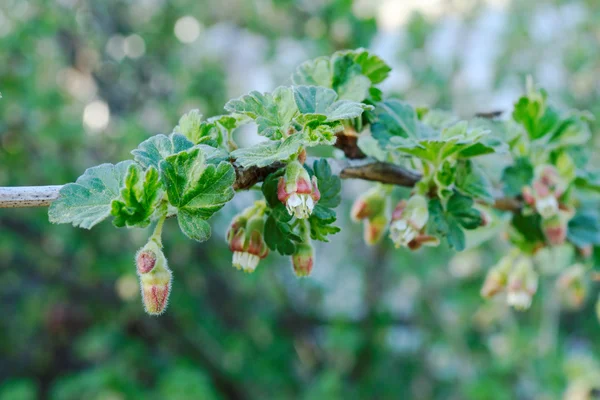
[310,159,341,209]
[427,192,482,251]
[159,148,235,241]
[111,165,162,228]
[49,161,133,229]
[455,161,494,204]
[132,133,194,170]
[224,86,298,140]
[173,109,223,145]
[293,85,370,123]
[568,212,600,248]
[231,134,304,168]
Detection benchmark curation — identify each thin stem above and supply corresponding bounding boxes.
[150,214,167,247]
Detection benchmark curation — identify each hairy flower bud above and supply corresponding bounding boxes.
[135,240,172,315]
[227,211,268,273]
[389,195,430,249]
[506,257,538,310]
[556,264,587,309]
[351,185,390,245]
[277,161,320,219]
[291,242,314,277]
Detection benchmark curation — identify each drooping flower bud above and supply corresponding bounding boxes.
[542,210,572,246]
[506,257,538,310]
[291,242,314,277]
[226,209,268,273]
[522,165,567,220]
[351,185,390,245]
[480,253,515,299]
[277,161,320,219]
[135,239,172,316]
[556,264,587,309]
[389,195,431,249]
[363,214,388,245]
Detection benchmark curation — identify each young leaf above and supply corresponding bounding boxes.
[513,89,560,140]
[173,109,223,146]
[111,165,162,228]
[224,86,298,140]
[310,159,341,209]
[49,161,133,229]
[308,206,340,242]
[230,134,304,168]
[132,133,193,170]
[455,160,494,204]
[370,100,423,147]
[293,85,370,123]
[502,157,534,197]
[427,193,482,251]
[159,147,235,241]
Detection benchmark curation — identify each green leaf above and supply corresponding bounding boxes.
[159,147,235,241]
[426,193,482,251]
[111,164,162,228]
[512,89,560,140]
[177,209,212,242]
[224,86,298,140]
[132,133,193,170]
[261,170,285,208]
[264,206,302,255]
[502,157,534,197]
[49,161,133,229]
[230,134,304,168]
[291,49,391,101]
[293,85,370,122]
[455,160,494,204]
[575,170,600,193]
[173,109,223,146]
[568,212,600,248]
[309,211,340,242]
[511,212,545,243]
[311,159,341,209]
[370,100,420,146]
[446,193,482,229]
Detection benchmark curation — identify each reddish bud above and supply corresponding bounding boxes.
[136,239,172,315]
[291,243,314,277]
[227,211,269,273]
[277,161,320,219]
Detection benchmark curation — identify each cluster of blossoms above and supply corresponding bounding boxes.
[277,160,320,219]
[522,165,573,245]
[481,250,539,310]
[226,159,319,277]
[226,202,269,273]
[135,238,172,315]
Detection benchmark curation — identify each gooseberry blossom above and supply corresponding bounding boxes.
[277,161,320,219]
[506,257,538,310]
[522,165,567,220]
[480,253,515,299]
[227,212,268,273]
[389,195,435,249]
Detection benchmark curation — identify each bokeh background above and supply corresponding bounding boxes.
[1,0,600,398]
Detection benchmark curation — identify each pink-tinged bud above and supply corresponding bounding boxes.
[135,239,172,315]
[363,214,388,245]
[140,268,172,315]
[227,211,269,273]
[542,214,567,246]
[389,195,429,249]
[480,254,514,299]
[506,257,538,310]
[523,165,569,219]
[556,264,587,309]
[277,161,320,219]
[351,186,388,222]
[291,243,314,277]
[522,186,535,206]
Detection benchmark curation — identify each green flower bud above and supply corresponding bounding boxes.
[291,242,314,277]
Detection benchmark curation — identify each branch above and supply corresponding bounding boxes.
[0,133,520,212]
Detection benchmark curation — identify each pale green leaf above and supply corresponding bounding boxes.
[49,161,133,229]
[132,133,193,170]
[230,134,304,168]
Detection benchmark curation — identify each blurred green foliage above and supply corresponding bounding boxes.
[1,0,599,398]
